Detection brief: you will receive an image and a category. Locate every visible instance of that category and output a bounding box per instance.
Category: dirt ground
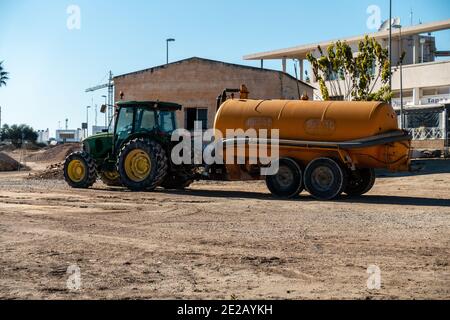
[0,156,449,300]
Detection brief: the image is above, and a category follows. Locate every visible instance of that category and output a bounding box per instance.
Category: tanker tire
[265,158,304,199]
[304,158,348,201]
[117,138,168,191]
[344,168,376,197]
[64,151,97,189]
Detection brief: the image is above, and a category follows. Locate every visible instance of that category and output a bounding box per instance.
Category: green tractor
[64,101,195,191]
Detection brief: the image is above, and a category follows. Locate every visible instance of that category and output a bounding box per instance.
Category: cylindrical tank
[214,99,399,141]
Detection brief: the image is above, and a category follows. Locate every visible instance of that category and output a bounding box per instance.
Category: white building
[36,129,50,145]
[244,19,450,155]
[55,129,86,143]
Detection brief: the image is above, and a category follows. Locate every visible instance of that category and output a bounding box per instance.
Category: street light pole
[389,0,392,103]
[166,38,175,65]
[86,106,91,137]
[102,95,108,127]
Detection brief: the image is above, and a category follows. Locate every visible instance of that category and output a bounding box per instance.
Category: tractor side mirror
[100,104,107,113]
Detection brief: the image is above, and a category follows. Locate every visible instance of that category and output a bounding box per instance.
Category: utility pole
[94,104,98,126]
[86,70,114,128]
[389,0,392,104]
[107,71,113,124]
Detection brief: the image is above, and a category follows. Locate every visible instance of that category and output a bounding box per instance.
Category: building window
[406,112,441,129]
[185,108,208,131]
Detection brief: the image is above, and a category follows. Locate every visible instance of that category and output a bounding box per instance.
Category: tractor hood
[82,132,114,161]
[83,132,113,142]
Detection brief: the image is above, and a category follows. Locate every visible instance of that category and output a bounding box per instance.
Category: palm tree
[0,61,9,87]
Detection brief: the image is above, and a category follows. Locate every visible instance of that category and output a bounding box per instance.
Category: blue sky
[0,0,449,136]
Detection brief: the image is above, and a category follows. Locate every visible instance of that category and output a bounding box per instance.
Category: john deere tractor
[64,101,195,191]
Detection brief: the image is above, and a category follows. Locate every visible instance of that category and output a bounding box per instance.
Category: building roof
[244,19,450,61]
[114,57,315,89]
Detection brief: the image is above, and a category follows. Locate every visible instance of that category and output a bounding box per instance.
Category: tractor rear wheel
[64,151,97,189]
[117,138,168,191]
[161,173,194,190]
[100,170,122,187]
[265,158,303,199]
[304,158,347,201]
[344,168,376,196]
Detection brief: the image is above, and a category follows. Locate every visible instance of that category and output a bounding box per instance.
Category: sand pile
[27,162,65,180]
[26,144,81,162]
[0,152,28,171]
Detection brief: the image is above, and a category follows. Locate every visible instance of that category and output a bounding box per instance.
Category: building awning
[394,104,446,113]
[244,19,450,61]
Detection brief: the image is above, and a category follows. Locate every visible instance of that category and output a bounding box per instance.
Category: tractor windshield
[158,111,176,133]
[115,107,134,145]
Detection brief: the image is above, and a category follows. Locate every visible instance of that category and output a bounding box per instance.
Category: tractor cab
[113,101,181,152]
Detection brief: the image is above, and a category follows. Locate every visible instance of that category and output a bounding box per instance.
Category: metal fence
[407,127,445,140]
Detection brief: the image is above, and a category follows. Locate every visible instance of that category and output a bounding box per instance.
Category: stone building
[114,57,314,130]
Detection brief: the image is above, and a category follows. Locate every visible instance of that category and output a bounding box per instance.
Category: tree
[1,124,38,147]
[306,36,393,102]
[0,61,9,87]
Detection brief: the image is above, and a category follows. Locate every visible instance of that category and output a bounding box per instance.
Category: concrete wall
[114,58,314,129]
[412,139,445,150]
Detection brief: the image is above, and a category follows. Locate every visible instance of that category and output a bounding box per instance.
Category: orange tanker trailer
[213,98,412,200]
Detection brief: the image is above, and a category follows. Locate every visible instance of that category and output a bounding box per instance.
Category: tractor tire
[161,173,194,190]
[344,168,376,197]
[265,158,304,199]
[64,151,97,189]
[117,138,168,191]
[100,170,122,187]
[304,158,348,201]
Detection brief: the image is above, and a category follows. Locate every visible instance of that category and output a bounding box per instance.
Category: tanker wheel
[100,170,122,187]
[117,138,168,191]
[304,158,347,201]
[64,151,97,189]
[265,158,304,199]
[161,173,194,190]
[344,168,376,197]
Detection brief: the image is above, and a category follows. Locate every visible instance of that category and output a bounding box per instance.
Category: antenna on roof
[410,8,413,26]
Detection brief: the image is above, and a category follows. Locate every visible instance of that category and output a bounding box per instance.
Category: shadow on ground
[152,189,450,207]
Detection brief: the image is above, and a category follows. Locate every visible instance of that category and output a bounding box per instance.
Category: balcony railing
[407,127,445,140]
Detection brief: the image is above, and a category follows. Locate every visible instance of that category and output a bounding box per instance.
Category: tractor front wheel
[64,151,97,189]
[117,138,168,191]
